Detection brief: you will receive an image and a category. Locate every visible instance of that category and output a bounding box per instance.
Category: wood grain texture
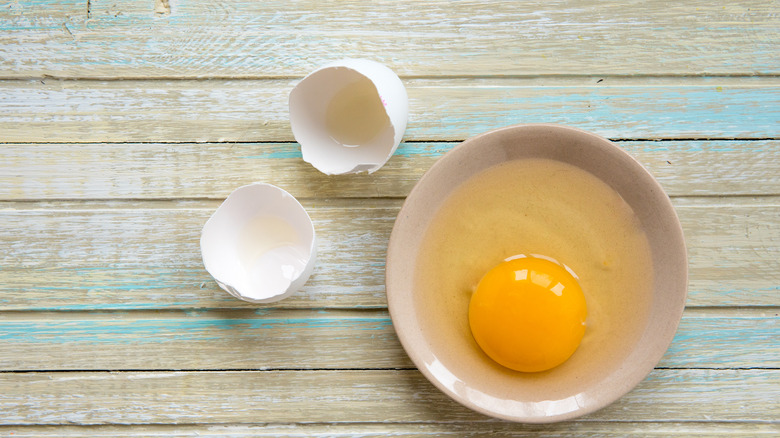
[3,422,779,437]
[0,309,776,371]
[0,369,777,424]
[1,1,778,78]
[1,200,777,310]
[3,0,778,432]
[2,140,779,200]
[1,79,778,143]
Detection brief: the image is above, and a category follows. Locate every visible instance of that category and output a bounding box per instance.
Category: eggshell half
[200,183,316,303]
[289,58,409,175]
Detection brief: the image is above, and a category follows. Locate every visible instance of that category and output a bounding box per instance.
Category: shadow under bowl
[385,124,687,423]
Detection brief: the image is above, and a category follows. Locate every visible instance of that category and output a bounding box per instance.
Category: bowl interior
[385,124,687,423]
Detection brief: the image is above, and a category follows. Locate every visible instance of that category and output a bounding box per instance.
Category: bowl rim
[385,123,688,423]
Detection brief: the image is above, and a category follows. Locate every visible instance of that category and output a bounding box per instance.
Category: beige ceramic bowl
[385,124,687,423]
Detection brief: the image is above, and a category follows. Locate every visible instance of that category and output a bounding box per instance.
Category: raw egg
[469,255,587,372]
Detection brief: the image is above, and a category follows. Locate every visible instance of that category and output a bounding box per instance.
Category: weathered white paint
[0,370,777,424]
[0,201,778,309]
[0,1,777,78]
[0,308,775,371]
[1,140,778,199]
[0,78,778,142]
[3,422,780,437]
[1,0,778,434]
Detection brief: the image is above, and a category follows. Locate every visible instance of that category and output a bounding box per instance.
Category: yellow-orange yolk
[468,255,587,372]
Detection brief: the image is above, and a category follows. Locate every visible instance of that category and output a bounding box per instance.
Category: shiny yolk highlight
[468,256,587,372]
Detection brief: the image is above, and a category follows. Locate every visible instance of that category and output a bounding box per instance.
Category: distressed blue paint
[239,142,457,160]
[238,139,770,161]
[46,302,201,311]
[5,268,778,311]
[660,316,778,366]
[409,87,780,140]
[666,317,779,357]
[0,317,394,344]
[35,284,175,291]
[395,142,457,158]
[395,139,765,158]
[239,144,302,159]
[0,0,85,30]
[0,315,776,368]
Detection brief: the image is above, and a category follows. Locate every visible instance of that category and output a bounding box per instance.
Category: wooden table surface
[1,1,779,436]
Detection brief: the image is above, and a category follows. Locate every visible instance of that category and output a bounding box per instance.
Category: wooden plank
[6,198,780,308]
[2,422,779,437]
[0,369,776,424]
[0,309,775,371]
[0,201,393,310]
[1,79,778,143]
[2,1,778,78]
[0,201,777,310]
[2,140,779,199]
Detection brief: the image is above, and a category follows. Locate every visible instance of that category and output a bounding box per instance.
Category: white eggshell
[289,58,409,175]
[200,183,316,303]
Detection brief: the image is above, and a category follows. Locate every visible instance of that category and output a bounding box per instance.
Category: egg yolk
[468,255,587,372]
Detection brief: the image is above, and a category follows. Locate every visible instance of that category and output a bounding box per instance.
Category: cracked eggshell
[289,58,409,175]
[200,183,316,303]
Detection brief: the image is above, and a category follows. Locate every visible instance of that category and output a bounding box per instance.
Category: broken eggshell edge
[200,183,317,303]
[289,58,409,175]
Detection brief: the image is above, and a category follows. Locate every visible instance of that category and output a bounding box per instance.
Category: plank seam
[7,73,780,81]
[1,138,778,145]
[0,368,419,373]
[0,306,776,316]
[3,194,780,206]
[3,195,780,208]
[0,367,776,373]
[0,420,777,426]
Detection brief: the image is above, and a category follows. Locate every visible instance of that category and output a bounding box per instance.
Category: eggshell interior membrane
[289,59,409,175]
[200,183,316,303]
